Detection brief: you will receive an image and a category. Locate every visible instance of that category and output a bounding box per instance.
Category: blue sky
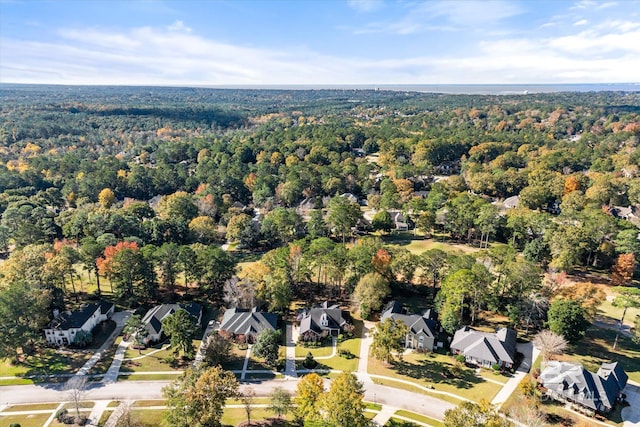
[1,0,639,85]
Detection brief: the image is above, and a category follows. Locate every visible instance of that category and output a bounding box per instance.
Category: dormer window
[321,312,328,327]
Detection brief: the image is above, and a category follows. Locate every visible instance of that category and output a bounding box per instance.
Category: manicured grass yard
[295,341,334,358]
[223,345,248,371]
[385,418,420,426]
[0,347,92,382]
[0,413,51,427]
[383,234,482,255]
[395,409,446,427]
[120,340,200,373]
[221,408,293,426]
[296,320,362,372]
[597,298,640,327]
[1,403,59,412]
[368,351,502,403]
[562,325,640,383]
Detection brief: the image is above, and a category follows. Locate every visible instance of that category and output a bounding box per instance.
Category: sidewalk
[86,400,111,426]
[371,404,397,426]
[102,337,131,383]
[240,345,252,380]
[285,324,297,378]
[357,320,375,383]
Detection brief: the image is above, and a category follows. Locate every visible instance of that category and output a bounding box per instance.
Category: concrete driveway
[516,341,535,373]
[622,382,640,427]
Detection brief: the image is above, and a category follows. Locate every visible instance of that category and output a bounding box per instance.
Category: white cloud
[574,19,588,26]
[167,20,192,32]
[347,0,383,13]
[2,14,640,85]
[350,0,524,35]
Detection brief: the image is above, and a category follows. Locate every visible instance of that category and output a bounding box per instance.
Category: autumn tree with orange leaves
[97,241,156,300]
[612,253,636,286]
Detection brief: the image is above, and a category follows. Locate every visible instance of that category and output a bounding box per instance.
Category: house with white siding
[44,301,115,346]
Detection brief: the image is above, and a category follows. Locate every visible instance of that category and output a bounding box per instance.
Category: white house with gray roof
[380,301,440,351]
[450,326,517,369]
[44,301,115,346]
[539,361,627,414]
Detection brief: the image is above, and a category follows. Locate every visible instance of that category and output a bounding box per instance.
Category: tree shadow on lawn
[567,327,640,376]
[19,348,91,384]
[391,357,484,390]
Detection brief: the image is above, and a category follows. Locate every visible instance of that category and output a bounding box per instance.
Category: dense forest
[0,84,639,358]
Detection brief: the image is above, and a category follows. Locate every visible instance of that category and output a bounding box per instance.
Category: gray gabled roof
[219,308,277,336]
[142,303,202,336]
[298,306,348,336]
[450,326,517,364]
[381,301,438,338]
[540,361,627,412]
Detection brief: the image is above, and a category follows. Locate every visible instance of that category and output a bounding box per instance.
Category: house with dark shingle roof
[380,301,441,351]
[450,326,517,369]
[218,307,278,344]
[44,301,115,346]
[141,302,202,344]
[297,302,350,341]
[539,361,627,414]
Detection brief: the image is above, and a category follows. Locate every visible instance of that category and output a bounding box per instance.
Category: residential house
[297,302,350,341]
[44,301,115,346]
[218,307,278,344]
[450,326,517,369]
[380,301,441,351]
[141,302,203,344]
[539,361,628,415]
[611,205,640,227]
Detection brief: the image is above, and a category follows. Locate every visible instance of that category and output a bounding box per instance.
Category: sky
[1,0,639,86]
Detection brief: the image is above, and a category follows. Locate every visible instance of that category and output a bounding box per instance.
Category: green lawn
[597,298,640,327]
[119,373,183,381]
[295,341,335,358]
[395,409,446,427]
[385,418,420,426]
[563,325,640,383]
[120,342,194,373]
[382,234,482,255]
[222,345,248,371]
[221,407,294,427]
[368,351,502,403]
[1,403,59,412]
[0,413,51,427]
[0,347,92,381]
[296,320,362,372]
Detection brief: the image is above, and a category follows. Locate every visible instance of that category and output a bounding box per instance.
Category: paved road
[0,377,455,421]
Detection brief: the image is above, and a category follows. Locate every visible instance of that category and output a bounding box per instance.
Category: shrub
[492,363,502,372]
[532,367,541,379]
[10,424,21,427]
[302,352,317,369]
[338,348,354,359]
[56,409,68,423]
[455,354,466,363]
[72,330,93,348]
